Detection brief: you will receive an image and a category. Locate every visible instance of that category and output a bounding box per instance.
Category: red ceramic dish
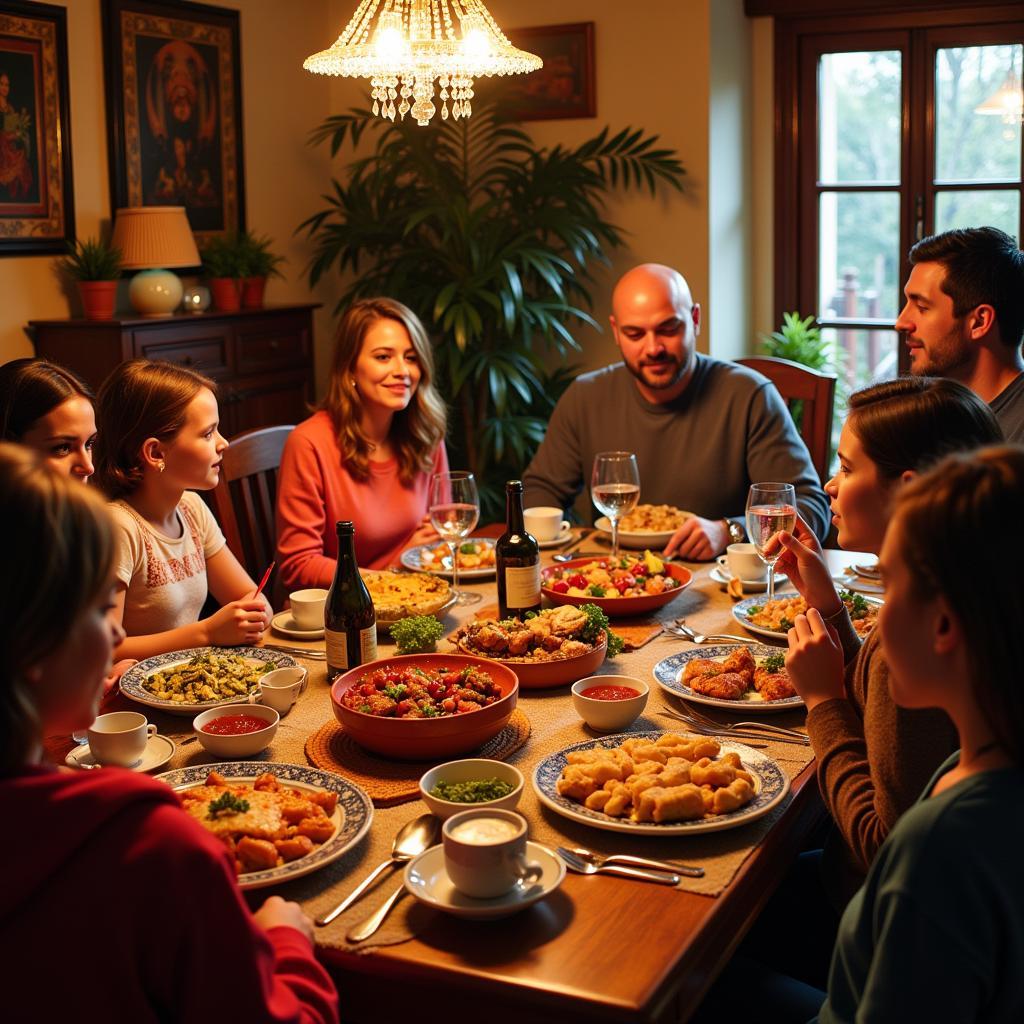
[541,558,693,617]
[455,630,607,690]
[330,653,519,760]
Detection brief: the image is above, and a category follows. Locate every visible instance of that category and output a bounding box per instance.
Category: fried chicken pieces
[555,734,757,823]
[455,606,593,661]
[682,647,795,702]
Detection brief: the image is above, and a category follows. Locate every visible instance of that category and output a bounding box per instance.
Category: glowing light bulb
[374,12,407,60]
[460,14,490,59]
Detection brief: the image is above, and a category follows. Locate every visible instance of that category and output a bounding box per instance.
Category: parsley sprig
[208,792,250,819]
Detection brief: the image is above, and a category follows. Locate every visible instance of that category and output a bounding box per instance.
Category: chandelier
[303,1,543,126]
[974,70,1024,128]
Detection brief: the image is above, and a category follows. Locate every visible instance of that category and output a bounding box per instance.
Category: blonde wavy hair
[321,298,446,484]
[0,444,115,773]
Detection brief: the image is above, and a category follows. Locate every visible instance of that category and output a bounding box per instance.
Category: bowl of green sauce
[419,758,524,820]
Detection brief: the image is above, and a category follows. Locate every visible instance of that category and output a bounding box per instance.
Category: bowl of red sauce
[192,703,279,757]
[571,675,649,732]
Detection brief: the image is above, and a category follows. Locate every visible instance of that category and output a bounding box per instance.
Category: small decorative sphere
[182,285,212,314]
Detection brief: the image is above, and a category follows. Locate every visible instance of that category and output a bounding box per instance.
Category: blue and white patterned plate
[154,761,373,890]
[400,539,496,579]
[731,592,804,639]
[652,644,804,713]
[532,730,790,836]
[120,646,297,715]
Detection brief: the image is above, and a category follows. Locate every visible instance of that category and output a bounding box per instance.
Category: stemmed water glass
[745,482,797,602]
[591,452,640,561]
[429,471,481,605]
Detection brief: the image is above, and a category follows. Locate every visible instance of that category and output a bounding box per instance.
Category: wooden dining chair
[737,356,837,484]
[211,425,295,592]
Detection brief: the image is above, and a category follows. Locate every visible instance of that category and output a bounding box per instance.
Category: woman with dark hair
[94,360,271,661]
[0,358,96,481]
[276,297,448,587]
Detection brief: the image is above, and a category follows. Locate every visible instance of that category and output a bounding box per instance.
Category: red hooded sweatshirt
[1,765,339,1023]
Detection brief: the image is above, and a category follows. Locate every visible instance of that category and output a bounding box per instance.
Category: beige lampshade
[110,206,200,269]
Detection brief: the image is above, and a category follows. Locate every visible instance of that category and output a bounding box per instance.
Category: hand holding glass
[745,483,797,601]
[429,471,481,605]
[591,452,640,560]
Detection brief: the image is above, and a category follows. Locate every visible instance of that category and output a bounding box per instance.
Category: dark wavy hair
[846,376,1001,479]
[909,227,1024,350]
[94,360,215,499]
[0,358,93,440]
[894,445,1024,765]
[0,443,115,774]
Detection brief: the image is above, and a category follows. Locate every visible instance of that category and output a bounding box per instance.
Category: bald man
[523,264,830,559]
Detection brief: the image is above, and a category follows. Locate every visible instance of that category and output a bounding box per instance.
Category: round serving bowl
[541,557,692,617]
[192,703,280,757]
[418,758,524,820]
[330,653,519,760]
[455,630,607,689]
[571,675,649,732]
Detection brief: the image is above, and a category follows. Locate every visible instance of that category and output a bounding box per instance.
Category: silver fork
[556,847,680,885]
[659,707,810,745]
[670,621,750,644]
[674,700,810,741]
[565,846,704,878]
[656,712,770,747]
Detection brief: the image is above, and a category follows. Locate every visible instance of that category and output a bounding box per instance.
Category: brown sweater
[805,608,959,906]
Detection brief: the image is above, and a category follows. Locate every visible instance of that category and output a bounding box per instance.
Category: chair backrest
[211,425,295,589]
[736,356,837,484]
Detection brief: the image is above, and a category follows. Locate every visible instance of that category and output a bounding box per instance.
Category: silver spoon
[347,882,409,942]
[317,813,440,926]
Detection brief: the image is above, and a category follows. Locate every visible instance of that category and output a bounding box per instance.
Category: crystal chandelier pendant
[303,0,542,127]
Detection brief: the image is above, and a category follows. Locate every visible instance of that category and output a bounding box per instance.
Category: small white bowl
[418,758,524,820]
[192,704,280,757]
[571,676,649,732]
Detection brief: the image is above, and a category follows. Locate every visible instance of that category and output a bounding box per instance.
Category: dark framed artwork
[102,0,245,245]
[502,22,596,121]
[0,1,74,256]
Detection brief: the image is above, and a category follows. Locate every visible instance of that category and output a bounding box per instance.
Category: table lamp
[110,206,200,317]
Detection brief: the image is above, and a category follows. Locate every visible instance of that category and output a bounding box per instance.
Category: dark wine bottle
[496,480,541,620]
[324,520,377,682]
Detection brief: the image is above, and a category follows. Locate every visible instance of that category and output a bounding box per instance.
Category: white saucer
[404,841,565,920]
[66,733,176,773]
[536,528,573,550]
[711,558,786,592]
[271,611,325,640]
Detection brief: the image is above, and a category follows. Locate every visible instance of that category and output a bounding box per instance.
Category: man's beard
[626,354,689,391]
[904,324,973,379]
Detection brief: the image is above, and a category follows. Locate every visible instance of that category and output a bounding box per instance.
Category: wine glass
[429,471,481,605]
[745,482,797,602]
[591,452,640,561]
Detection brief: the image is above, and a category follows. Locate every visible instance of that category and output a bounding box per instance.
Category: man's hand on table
[785,607,846,712]
[254,894,316,944]
[663,515,728,561]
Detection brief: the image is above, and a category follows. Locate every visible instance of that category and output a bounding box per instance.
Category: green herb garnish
[383,684,407,701]
[208,792,250,819]
[459,542,477,554]
[747,605,763,615]
[579,602,625,657]
[430,778,515,803]
[390,616,445,655]
[587,584,607,597]
[840,589,869,616]
[761,652,785,673]
[779,617,794,631]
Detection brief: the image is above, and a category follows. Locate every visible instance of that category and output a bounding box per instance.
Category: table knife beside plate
[261,643,326,660]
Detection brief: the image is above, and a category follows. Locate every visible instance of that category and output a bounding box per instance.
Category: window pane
[935,45,1022,182]
[819,51,901,185]
[819,191,901,319]
[935,190,1021,237]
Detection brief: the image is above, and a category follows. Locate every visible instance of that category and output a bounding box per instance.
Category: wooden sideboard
[28,303,319,436]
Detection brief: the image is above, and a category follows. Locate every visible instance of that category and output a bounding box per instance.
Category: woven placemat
[304,707,532,806]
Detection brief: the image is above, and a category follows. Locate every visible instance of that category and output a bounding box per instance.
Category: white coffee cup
[289,588,328,630]
[443,808,543,899]
[725,543,767,582]
[252,666,307,714]
[87,711,157,767]
[523,506,569,542]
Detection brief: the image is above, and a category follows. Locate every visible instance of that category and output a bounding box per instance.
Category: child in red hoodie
[0,442,339,1024]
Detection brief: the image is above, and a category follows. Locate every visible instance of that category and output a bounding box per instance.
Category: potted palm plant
[201,234,244,311]
[58,237,122,320]
[237,232,286,309]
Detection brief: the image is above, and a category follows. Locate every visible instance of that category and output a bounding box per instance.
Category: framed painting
[102,0,245,246]
[0,1,74,257]
[501,22,596,121]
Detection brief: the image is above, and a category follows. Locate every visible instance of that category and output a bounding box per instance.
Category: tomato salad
[545,553,683,599]
[339,664,504,719]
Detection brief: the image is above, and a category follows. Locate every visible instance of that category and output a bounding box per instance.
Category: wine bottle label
[503,563,540,607]
[325,625,377,669]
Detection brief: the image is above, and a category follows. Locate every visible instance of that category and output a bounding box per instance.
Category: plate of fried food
[451,605,610,688]
[533,731,789,835]
[361,568,456,628]
[652,644,803,712]
[119,647,297,715]
[733,589,881,640]
[594,504,692,549]
[401,538,496,579]
[155,762,373,890]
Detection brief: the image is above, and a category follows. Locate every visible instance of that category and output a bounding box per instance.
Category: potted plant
[201,234,244,311]
[58,237,122,320]
[237,232,286,309]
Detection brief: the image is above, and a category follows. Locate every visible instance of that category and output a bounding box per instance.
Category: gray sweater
[990,371,1024,443]
[523,357,831,540]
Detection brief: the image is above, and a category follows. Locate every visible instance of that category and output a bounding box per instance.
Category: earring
[158,461,165,473]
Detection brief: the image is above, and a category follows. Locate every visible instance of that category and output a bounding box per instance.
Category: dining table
[53,537,874,1023]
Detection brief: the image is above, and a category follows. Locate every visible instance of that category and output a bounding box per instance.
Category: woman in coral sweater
[277,298,448,587]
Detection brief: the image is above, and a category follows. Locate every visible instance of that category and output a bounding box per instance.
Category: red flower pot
[241,276,267,308]
[77,281,117,320]
[209,277,241,311]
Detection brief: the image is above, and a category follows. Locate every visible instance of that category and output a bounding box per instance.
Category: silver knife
[262,643,326,660]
